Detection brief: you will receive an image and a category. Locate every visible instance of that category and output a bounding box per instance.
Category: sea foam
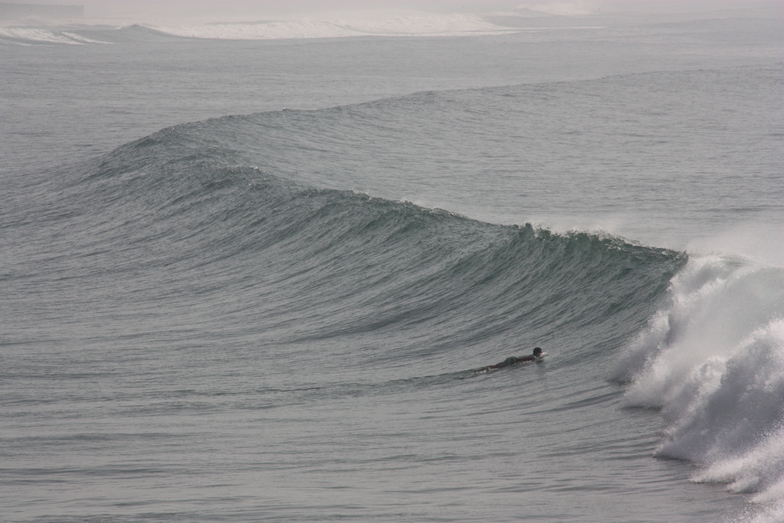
[612,255,784,519]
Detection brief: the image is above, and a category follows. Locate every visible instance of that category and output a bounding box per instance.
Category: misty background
[1,0,781,24]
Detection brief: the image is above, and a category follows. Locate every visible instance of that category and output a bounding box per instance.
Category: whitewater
[1,4,783,522]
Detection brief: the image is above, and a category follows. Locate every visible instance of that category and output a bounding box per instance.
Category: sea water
[1,6,783,523]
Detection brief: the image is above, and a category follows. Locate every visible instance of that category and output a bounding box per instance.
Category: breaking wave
[613,255,784,520]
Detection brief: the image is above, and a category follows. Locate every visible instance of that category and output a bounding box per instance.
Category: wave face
[39,119,684,364]
[612,256,784,519]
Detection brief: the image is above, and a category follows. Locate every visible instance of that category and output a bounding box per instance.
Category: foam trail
[612,256,784,520]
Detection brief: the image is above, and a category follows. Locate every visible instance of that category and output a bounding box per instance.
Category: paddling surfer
[475,347,544,372]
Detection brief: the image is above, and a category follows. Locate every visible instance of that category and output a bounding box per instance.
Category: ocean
[1,5,783,522]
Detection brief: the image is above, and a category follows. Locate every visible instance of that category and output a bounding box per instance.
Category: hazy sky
[7,0,781,22]
[13,0,525,20]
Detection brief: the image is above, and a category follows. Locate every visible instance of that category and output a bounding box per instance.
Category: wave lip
[613,255,784,519]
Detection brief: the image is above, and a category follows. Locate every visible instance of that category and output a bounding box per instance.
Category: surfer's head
[533,347,543,357]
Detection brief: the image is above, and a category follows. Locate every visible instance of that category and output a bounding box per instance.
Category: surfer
[475,347,544,372]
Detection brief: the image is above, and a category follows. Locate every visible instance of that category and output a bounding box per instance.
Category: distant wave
[153,14,520,40]
[0,26,111,45]
[612,255,784,521]
[0,14,520,46]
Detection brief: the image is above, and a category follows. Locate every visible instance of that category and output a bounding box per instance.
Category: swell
[7,115,685,373]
